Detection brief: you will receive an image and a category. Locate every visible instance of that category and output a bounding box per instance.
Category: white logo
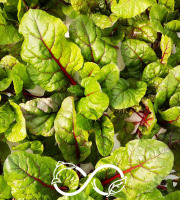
[52,161,126,197]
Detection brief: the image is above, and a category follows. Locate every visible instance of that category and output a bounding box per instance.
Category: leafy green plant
[0,0,179,199]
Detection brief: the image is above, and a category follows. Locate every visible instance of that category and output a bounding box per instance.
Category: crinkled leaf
[0,12,22,45]
[69,15,117,66]
[0,68,12,91]
[3,151,79,199]
[0,175,12,199]
[77,78,109,120]
[79,62,100,80]
[55,96,92,164]
[96,139,174,199]
[70,0,98,13]
[142,62,168,82]
[160,106,180,127]
[160,35,173,64]
[165,191,180,200]
[155,65,180,108]
[115,188,165,200]
[12,63,35,97]
[13,140,44,155]
[91,13,118,29]
[164,20,180,47]
[150,4,168,33]
[62,4,80,19]
[97,64,119,90]
[76,113,94,131]
[126,14,157,43]
[168,52,180,67]
[110,78,147,109]
[94,116,114,156]
[20,93,67,136]
[4,101,27,142]
[159,0,175,11]
[0,55,19,68]
[111,0,155,19]
[135,188,165,200]
[80,177,103,200]
[170,92,180,107]
[121,39,158,78]
[0,103,14,134]
[68,85,84,97]
[19,9,83,92]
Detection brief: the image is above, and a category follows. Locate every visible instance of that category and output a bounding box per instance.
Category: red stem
[157,185,167,190]
[102,162,145,186]
[40,37,77,85]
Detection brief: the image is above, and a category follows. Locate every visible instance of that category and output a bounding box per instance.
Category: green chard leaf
[127,15,157,43]
[142,62,168,83]
[164,20,180,47]
[150,4,168,33]
[170,92,180,107]
[110,78,147,109]
[94,116,114,157]
[70,0,98,14]
[0,175,12,199]
[55,96,92,164]
[4,101,27,142]
[159,0,175,11]
[13,140,44,155]
[160,35,173,65]
[80,177,103,200]
[77,77,109,120]
[0,12,22,45]
[91,13,118,29]
[111,0,156,19]
[121,39,158,78]
[96,64,120,90]
[19,9,83,92]
[3,151,79,199]
[79,62,100,80]
[69,15,117,66]
[0,67,12,91]
[160,106,180,127]
[0,103,14,134]
[95,139,174,200]
[20,93,67,136]
[165,191,180,200]
[155,65,180,108]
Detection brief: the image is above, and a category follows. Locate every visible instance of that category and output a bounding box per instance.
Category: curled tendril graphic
[52,161,126,197]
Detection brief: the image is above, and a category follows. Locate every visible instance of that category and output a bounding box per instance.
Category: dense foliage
[0,0,180,199]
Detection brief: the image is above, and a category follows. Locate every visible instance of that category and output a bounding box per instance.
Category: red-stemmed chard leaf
[19,9,84,92]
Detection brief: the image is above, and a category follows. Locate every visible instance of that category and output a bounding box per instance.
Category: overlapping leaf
[69,15,117,66]
[95,139,174,199]
[121,39,158,78]
[55,96,92,164]
[19,9,83,91]
[110,78,147,109]
[77,78,109,120]
[20,93,67,136]
[94,116,114,156]
[3,151,79,199]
